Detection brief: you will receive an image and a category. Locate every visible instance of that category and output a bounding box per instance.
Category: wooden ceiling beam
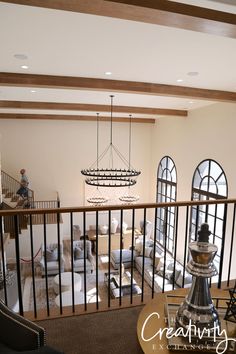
[1,0,236,38]
[0,73,236,102]
[0,113,155,124]
[0,100,187,117]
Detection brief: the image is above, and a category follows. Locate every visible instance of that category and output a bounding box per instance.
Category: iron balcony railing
[0,198,235,320]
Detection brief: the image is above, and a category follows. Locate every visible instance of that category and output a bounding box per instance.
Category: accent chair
[73,240,94,273]
[40,242,65,277]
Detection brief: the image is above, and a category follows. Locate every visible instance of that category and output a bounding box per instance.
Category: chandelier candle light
[81,95,141,188]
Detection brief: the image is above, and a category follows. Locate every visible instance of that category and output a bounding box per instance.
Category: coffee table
[53,272,81,294]
[104,271,141,299]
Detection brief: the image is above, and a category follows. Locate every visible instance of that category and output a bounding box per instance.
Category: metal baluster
[14,215,23,316]
[70,212,75,313]
[218,203,228,289]
[119,209,123,306]
[182,206,189,288]
[0,216,8,306]
[209,203,218,288]
[43,214,50,317]
[96,210,99,310]
[152,208,157,298]
[195,205,199,241]
[172,206,179,291]
[227,203,236,287]
[130,209,135,304]
[108,210,111,308]
[162,207,168,293]
[83,212,87,311]
[29,214,37,318]
[141,209,146,302]
[57,212,62,314]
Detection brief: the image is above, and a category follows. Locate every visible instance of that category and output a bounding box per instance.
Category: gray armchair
[73,240,94,273]
[40,243,65,277]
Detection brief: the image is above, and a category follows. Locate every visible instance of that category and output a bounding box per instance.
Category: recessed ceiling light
[189,101,194,104]
[177,79,183,83]
[187,71,199,76]
[30,90,36,93]
[14,54,28,60]
[105,71,112,76]
[21,65,28,69]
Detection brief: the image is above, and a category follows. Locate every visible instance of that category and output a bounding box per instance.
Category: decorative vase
[111,218,118,234]
[122,222,128,233]
[100,225,108,235]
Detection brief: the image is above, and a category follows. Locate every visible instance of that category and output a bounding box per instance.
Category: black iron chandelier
[81,95,141,187]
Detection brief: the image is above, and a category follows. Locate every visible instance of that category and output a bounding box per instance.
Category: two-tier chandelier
[81,95,141,188]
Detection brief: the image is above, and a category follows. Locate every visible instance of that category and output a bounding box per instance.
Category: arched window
[190,159,228,266]
[156,156,177,254]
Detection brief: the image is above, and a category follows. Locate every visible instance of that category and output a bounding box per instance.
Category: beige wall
[0,119,152,206]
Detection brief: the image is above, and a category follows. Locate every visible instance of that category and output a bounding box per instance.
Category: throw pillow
[144,247,153,258]
[157,267,173,281]
[45,247,58,261]
[140,245,153,257]
[175,269,192,287]
[152,254,162,268]
[74,246,84,260]
[156,257,164,272]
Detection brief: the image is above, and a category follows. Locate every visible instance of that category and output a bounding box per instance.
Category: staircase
[1,171,62,238]
[2,188,25,208]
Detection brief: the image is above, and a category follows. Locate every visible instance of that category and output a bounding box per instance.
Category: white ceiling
[0,1,236,117]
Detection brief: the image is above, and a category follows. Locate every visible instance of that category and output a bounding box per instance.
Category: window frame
[156,156,177,254]
[190,159,228,267]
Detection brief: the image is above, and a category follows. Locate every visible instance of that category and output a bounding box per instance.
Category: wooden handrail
[2,170,21,185]
[0,198,235,216]
[33,200,58,204]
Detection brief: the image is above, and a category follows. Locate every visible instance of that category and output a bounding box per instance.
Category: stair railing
[1,171,34,206]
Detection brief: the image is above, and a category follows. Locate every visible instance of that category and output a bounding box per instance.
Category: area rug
[37,305,144,354]
[23,272,109,312]
[23,267,151,312]
[23,276,56,312]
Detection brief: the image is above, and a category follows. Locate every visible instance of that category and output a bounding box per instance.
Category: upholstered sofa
[73,240,94,273]
[0,299,63,353]
[135,240,192,292]
[40,243,65,277]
